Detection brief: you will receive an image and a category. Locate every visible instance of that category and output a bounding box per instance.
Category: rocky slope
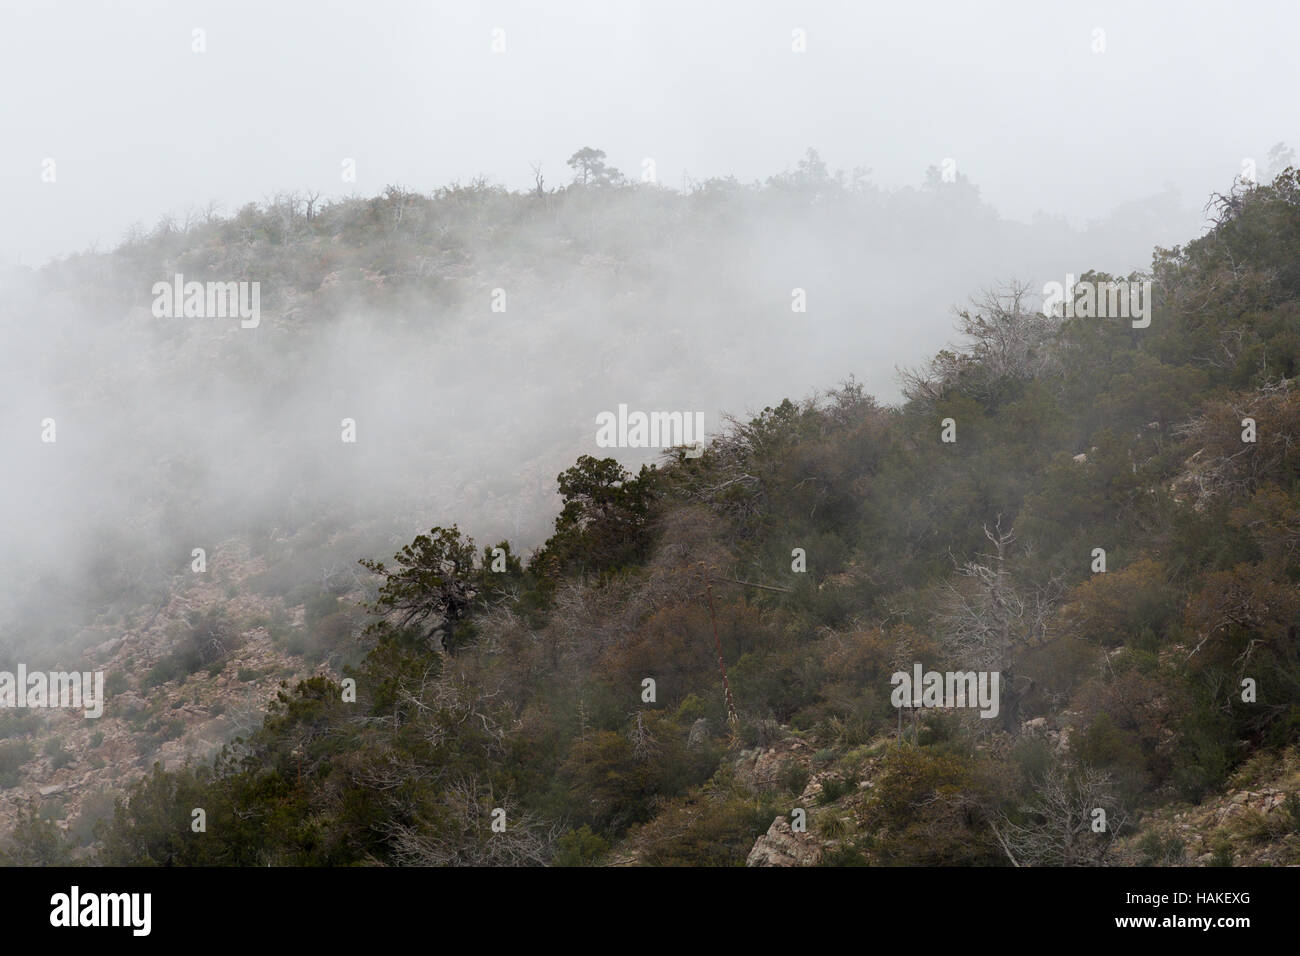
[0,538,349,857]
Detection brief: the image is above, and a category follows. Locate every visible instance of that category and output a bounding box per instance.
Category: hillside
[3,166,1299,866]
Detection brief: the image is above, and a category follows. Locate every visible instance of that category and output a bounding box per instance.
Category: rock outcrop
[747,815,823,867]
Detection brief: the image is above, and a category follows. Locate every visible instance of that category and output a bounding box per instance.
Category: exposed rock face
[746,815,823,867]
[733,737,812,791]
[1219,788,1288,816]
[1116,783,1299,867]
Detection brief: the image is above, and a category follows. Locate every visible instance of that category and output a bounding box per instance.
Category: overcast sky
[1,0,1296,266]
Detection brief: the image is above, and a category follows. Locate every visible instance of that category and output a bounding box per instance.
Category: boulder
[746,815,824,867]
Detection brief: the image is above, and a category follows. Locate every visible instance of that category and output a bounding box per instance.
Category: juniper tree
[359,525,478,652]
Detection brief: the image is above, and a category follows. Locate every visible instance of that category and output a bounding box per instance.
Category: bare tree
[935,517,1062,730]
[627,711,659,762]
[991,763,1129,867]
[378,776,560,866]
[959,282,1058,378]
[381,184,417,232]
[937,517,1058,672]
[901,281,1059,405]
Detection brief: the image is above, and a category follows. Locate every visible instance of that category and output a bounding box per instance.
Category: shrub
[637,796,773,866]
[104,671,129,696]
[1136,830,1186,865]
[856,747,1000,865]
[818,775,854,804]
[821,843,870,866]
[44,738,74,771]
[778,760,809,796]
[0,740,34,789]
[1209,837,1235,867]
[304,592,340,627]
[818,813,853,839]
[144,608,242,688]
[70,789,118,845]
[553,825,609,866]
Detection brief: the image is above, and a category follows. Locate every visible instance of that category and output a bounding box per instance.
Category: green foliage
[1136,830,1187,865]
[560,713,716,835]
[1010,735,1054,789]
[1172,690,1234,802]
[821,843,871,866]
[1208,837,1235,867]
[818,812,853,840]
[859,747,999,865]
[817,775,854,804]
[87,170,1300,865]
[635,795,773,866]
[777,760,810,796]
[531,456,658,583]
[0,802,71,866]
[553,825,609,866]
[359,525,478,652]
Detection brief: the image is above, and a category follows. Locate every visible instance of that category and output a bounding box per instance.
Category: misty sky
[2,0,1297,266]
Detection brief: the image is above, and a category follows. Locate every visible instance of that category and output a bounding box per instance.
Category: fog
[0,0,1295,664]
[3,0,1297,268]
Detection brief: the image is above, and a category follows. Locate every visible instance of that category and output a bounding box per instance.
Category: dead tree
[991,764,1129,866]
